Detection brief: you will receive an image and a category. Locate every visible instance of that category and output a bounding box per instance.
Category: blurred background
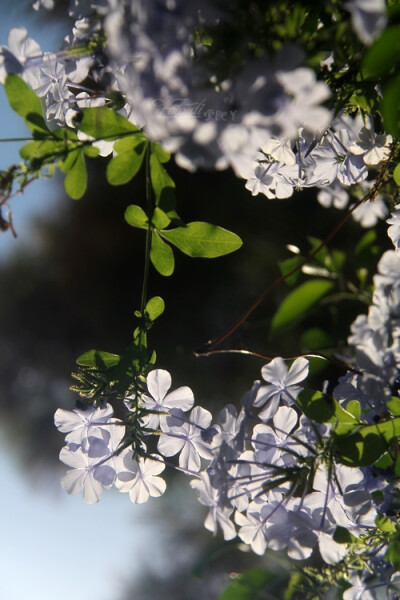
[0,3,387,599]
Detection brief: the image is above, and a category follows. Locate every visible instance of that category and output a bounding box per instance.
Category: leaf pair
[125,206,243,276]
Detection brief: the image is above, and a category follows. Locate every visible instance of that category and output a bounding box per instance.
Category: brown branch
[194,347,363,375]
[198,198,364,354]
[197,144,398,355]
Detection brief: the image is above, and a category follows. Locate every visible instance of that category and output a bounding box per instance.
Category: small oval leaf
[150,232,175,276]
[76,350,120,368]
[5,74,48,133]
[394,163,400,186]
[106,143,146,186]
[160,222,242,258]
[152,207,170,230]
[64,150,87,199]
[145,296,165,321]
[125,205,148,229]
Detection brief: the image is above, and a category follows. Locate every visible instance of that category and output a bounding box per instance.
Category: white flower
[245,164,277,198]
[190,472,236,540]
[54,403,115,444]
[235,501,271,555]
[115,452,166,503]
[235,494,287,555]
[345,0,387,45]
[317,182,349,209]
[351,126,392,165]
[312,130,368,187]
[351,196,388,228]
[387,204,400,250]
[343,574,377,600]
[307,464,369,531]
[59,446,115,504]
[316,531,348,565]
[253,405,301,465]
[0,27,42,85]
[33,56,66,97]
[261,138,296,166]
[138,368,194,430]
[253,357,309,421]
[157,406,214,472]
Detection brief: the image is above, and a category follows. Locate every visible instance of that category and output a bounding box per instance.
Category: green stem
[140,142,153,316]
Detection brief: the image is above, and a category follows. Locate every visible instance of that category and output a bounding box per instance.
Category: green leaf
[151,207,170,230]
[270,279,334,333]
[124,205,149,229]
[78,107,140,140]
[376,514,396,533]
[150,152,176,204]
[394,163,400,186]
[83,145,100,158]
[297,390,361,434]
[332,402,360,436]
[106,141,146,185]
[114,134,147,153]
[64,150,87,199]
[335,417,400,466]
[160,221,242,258]
[219,569,275,600]
[76,349,121,368]
[375,452,393,469]
[335,432,388,466]
[19,139,66,164]
[383,75,400,137]
[145,296,165,321]
[363,26,400,79]
[358,417,400,442]
[388,397,400,416]
[346,400,361,421]
[151,142,170,163]
[297,389,335,423]
[385,532,400,569]
[59,146,80,173]
[4,74,48,133]
[150,231,175,276]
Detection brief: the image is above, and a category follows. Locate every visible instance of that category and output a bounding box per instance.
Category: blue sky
[0,7,155,600]
[0,5,61,260]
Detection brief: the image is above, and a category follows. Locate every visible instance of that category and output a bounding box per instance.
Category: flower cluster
[54,200,400,596]
[0,0,390,229]
[4,0,400,596]
[243,113,391,228]
[339,205,400,417]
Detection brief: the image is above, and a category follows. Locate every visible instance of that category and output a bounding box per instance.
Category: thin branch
[194,346,363,374]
